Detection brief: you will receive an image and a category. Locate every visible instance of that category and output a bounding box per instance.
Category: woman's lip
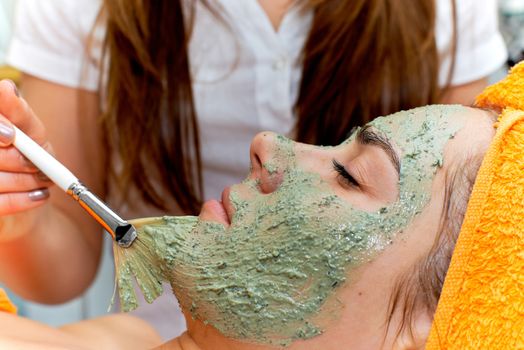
[221,186,234,221]
[198,186,234,227]
[200,199,230,226]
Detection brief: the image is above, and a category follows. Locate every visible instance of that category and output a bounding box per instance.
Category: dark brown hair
[296,0,456,145]
[100,0,202,213]
[99,0,456,213]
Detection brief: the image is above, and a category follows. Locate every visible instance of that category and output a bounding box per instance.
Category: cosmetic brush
[12,126,171,309]
[12,126,137,247]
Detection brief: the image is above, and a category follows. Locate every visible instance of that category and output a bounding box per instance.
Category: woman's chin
[199,199,231,227]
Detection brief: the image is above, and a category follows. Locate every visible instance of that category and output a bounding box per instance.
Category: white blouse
[8,0,507,204]
[6,0,507,340]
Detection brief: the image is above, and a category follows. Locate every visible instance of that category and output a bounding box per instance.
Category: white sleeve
[436,0,508,86]
[6,0,103,91]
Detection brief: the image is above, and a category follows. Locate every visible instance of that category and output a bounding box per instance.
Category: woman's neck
[155,332,202,350]
[257,0,295,30]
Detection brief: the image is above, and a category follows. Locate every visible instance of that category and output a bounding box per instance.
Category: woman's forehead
[367,105,471,138]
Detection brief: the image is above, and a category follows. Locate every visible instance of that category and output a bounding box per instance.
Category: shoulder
[13,0,101,37]
[435,0,500,35]
[7,0,103,89]
[434,0,507,86]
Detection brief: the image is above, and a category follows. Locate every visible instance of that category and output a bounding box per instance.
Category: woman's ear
[393,313,433,350]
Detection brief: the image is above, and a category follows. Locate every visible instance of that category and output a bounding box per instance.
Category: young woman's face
[172,105,494,349]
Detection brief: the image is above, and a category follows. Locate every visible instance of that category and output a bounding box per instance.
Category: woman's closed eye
[332,159,359,188]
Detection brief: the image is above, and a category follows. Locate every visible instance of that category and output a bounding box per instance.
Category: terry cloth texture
[0,288,17,314]
[426,62,524,349]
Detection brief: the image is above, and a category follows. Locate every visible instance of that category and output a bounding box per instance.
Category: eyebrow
[356,126,401,176]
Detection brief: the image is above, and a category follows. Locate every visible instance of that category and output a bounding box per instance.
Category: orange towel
[426,63,524,349]
[0,288,17,314]
[476,62,524,113]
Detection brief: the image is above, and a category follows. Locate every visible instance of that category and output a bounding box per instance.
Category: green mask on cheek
[117,105,466,346]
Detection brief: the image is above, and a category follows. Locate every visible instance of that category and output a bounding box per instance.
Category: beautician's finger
[0,171,53,193]
[0,189,50,216]
[0,147,41,172]
[0,80,47,145]
[0,112,56,155]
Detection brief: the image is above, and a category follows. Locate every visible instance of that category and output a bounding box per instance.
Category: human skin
[0,312,162,349]
[0,0,491,304]
[0,106,494,350]
[160,106,495,350]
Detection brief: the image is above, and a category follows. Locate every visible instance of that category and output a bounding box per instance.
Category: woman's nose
[249,132,286,193]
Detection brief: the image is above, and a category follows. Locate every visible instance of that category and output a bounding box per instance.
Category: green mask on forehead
[117,105,466,346]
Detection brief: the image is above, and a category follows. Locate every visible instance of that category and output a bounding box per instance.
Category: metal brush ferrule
[67,182,137,248]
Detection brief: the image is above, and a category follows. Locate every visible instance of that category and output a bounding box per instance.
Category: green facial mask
[116,105,466,346]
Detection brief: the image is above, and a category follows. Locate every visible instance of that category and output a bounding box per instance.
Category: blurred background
[0,0,17,81]
[0,0,521,327]
[500,0,524,66]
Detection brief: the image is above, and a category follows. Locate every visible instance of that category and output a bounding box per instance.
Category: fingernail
[36,171,51,182]
[28,188,50,201]
[5,79,19,98]
[0,121,14,144]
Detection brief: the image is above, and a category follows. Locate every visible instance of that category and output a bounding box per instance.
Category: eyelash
[332,159,359,187]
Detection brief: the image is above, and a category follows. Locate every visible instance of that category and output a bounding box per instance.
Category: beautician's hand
[0,79,53,240]
[0,75,103,303]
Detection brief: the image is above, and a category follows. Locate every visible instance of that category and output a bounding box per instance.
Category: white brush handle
[12,126,78,192]
[11,126,136,246]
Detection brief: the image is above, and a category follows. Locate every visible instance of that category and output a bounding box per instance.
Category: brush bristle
[113,231,165,312]
[112,216,198,312]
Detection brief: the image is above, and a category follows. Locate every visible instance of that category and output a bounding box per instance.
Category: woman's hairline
[382,111,495,345]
